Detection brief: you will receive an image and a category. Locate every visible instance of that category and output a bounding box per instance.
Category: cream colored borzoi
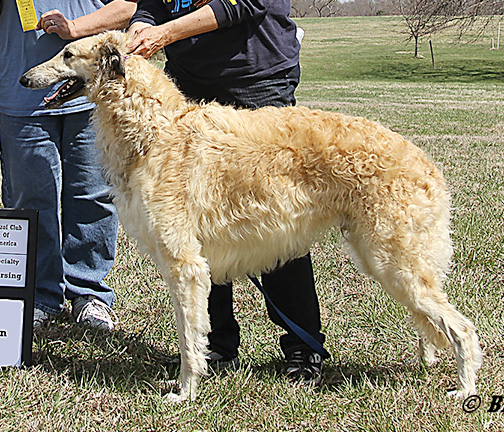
[20,31,481,402]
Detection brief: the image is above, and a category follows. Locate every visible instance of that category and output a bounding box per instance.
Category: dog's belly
[201,218,332,283]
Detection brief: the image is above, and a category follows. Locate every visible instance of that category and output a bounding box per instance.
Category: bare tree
[392,0,504,57]
[291,0,342,17]
[393,0,465,57]
[311,0,341,16]
[291,0,312,17]
[343,0,382,16]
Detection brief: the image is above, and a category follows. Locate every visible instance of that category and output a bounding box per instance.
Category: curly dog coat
[20,31,481,402]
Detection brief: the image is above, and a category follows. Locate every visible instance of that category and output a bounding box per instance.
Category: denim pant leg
[0,112,118,313]
[0,114,67,314]
[60,111,118,306]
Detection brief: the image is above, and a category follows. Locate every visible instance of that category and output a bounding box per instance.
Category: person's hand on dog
[127,23,167,59]
[127,5,218,59]
[37,9,76,40]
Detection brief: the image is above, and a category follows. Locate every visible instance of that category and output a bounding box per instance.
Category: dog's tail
[341,164,481,395]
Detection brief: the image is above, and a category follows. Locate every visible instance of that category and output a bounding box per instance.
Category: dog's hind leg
[411,291,482,397]
[410,310,447,366]
[160,252,212,402]
[345,231,482,397]
[418,337,437,366]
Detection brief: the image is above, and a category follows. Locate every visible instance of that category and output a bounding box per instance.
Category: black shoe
[166,351,239,372]
[207,351,240,372]
[284,350,324,386]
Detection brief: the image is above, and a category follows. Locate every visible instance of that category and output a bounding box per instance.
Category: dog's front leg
[165,256,212,402]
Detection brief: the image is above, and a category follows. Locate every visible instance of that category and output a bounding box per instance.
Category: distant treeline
[291,0,504,18]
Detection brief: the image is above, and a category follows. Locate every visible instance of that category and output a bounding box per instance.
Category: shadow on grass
[32,312,179,394]
[322,360,424,391]
[217,357,425,394]
[32,314,428,396]
[363,59,504,83]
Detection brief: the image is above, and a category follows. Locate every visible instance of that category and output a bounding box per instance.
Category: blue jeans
[0,111,118,314]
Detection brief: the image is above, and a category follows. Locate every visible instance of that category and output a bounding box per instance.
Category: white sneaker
[33,308,51,329]
[72,296,117,331]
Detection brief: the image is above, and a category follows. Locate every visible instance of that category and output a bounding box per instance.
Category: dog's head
[19,31,129,108]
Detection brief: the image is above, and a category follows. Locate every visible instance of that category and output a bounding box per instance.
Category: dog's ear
[99,41,125,79]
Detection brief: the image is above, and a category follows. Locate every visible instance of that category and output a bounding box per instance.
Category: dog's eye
[63,51,74,60]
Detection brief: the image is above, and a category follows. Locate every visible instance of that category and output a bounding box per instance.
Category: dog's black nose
[19,75,30,88]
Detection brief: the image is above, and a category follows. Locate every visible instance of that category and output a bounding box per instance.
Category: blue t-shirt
[0,0,111,116]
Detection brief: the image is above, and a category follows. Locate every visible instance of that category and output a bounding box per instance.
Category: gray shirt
[0,0,111,116]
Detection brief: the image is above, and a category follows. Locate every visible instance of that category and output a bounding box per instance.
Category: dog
[20,31,482,402]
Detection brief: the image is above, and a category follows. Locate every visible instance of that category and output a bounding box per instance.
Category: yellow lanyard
[16,0,38,32]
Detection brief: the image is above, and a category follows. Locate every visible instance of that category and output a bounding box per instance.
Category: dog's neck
[89,52,190,188]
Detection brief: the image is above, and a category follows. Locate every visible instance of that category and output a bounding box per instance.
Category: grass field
[1,16,503,431]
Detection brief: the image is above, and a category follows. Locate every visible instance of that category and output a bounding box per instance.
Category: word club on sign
[0,220,29,288]
[0,209,38,368]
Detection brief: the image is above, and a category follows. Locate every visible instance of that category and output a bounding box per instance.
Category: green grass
[1,16,503,431]
[298,16,504,83]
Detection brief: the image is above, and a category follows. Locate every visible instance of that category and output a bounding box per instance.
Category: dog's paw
[418,340,437,366]
[447,388,476,398]
[420,355,438,367]
[164,392,188,404]
[163,386,198,403]
[406,355,437,367]
[446,388,458,397]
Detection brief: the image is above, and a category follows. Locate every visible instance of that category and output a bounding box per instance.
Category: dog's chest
[112,187,159,259]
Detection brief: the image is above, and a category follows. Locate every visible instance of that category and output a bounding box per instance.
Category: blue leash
[248,275,330,360]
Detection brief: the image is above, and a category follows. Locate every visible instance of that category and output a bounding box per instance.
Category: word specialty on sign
[0,220,29,287]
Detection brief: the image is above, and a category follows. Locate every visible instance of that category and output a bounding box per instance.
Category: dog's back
[158,102,449,282]
[19,31,480,401]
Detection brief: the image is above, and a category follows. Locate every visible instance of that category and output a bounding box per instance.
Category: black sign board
[0,208,38,367]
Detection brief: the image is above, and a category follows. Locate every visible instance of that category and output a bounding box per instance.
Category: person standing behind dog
[0,0,137,330]
[127,0,327,384]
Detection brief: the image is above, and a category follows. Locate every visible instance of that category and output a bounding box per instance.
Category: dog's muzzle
[19,74,86,109]
[42,77,86,108]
